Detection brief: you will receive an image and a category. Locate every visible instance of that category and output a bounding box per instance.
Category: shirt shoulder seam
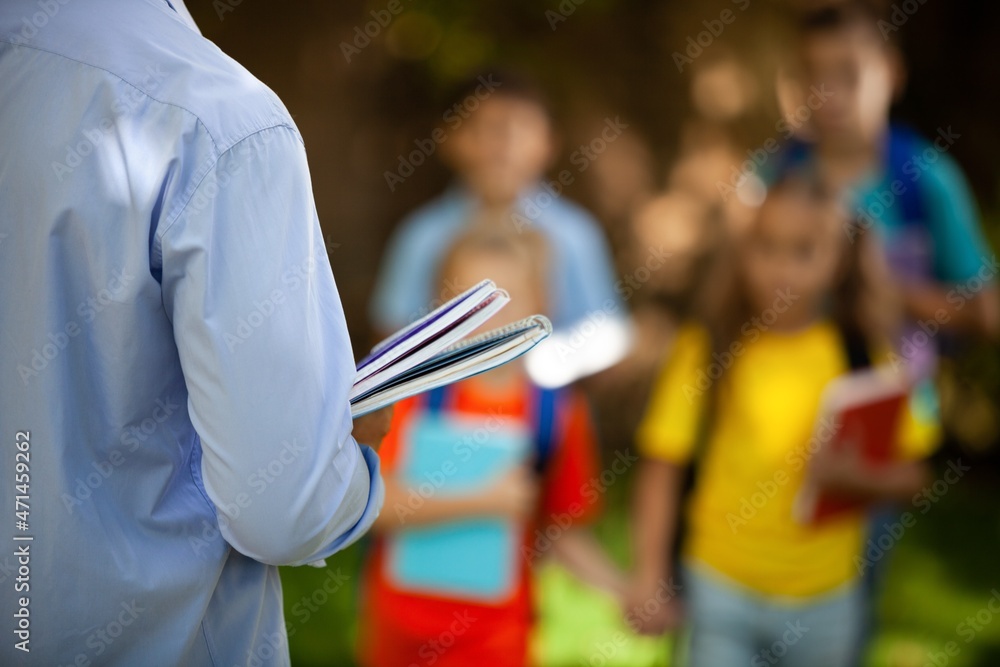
[0,39,223,154]
[153,124,299,259]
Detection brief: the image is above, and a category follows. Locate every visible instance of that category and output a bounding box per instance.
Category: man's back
[0,1,382,664]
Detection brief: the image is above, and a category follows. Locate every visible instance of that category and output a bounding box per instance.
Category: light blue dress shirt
[0,1,383,665]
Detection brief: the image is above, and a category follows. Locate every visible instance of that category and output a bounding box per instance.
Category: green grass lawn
[281,457,1000,666]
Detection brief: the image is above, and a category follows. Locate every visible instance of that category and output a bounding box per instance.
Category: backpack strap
[886,125,929,231]
[423,385,449,414]
[767,136,815,185]
[531,384,562,475]
[838,325,872,371]
[425,382,562,474]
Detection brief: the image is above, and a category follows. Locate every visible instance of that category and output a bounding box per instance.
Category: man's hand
[352,406,394,450]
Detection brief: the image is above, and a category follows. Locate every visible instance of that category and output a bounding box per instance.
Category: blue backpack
[773,124,929,232]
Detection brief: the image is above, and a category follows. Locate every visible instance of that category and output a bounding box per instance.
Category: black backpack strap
[839,325,872,371]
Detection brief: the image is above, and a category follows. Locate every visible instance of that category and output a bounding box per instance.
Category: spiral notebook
[349,279,552,417]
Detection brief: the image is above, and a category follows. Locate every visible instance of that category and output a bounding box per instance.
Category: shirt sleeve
[157,125,384,566]
[922,152,995,283]
[539,391,604,525]
[896,377,942,461]
[635,324,710,464]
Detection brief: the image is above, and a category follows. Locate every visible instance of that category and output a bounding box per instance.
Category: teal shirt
[852,127,993,284]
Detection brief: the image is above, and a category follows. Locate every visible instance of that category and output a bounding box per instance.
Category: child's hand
[352,406,394,450]
[808,435,867,494]
[478,465,539,521]
[622,578,684,635]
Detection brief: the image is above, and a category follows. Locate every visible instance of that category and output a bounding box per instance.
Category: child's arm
[809,440,928,503]
[625,458,685,635]
[900,282,1000,339]
[810,444,929,503]
[373,465,537,532]
[549,528,627,601]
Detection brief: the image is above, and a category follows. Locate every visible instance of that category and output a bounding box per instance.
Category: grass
[281,455,1000,666]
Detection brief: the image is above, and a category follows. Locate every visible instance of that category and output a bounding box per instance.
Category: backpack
[423,382,564,475]
[773,124,929,235]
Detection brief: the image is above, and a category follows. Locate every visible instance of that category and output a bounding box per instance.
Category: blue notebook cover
[387,412,530,602]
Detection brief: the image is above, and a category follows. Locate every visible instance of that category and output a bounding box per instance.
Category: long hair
[697,174,900,375]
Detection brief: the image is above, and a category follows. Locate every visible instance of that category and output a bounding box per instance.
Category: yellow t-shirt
[636,321,939,598]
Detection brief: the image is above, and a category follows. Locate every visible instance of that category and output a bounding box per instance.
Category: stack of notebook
[349,279,552,417]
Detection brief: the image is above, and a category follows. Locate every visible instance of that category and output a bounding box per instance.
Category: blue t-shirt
[369,185,625,334]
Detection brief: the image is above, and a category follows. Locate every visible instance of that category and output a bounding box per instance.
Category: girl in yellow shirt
[627,175,938,666]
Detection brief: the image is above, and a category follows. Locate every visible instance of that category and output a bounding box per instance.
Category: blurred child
[359,226,624,667]
[776,0,999,355]
[776,6,998,661]
[370,70,624,344]
[626,175,939,666]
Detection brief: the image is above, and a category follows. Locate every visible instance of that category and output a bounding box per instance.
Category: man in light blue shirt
[0,1,386,664]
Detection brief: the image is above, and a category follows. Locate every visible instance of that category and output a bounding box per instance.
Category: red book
[793,368,909,525]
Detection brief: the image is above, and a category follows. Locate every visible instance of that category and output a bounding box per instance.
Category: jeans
[677,562,862,667]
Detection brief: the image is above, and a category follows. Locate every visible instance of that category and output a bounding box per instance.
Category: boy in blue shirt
[370,71,628,386]
[775,1,998,362]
